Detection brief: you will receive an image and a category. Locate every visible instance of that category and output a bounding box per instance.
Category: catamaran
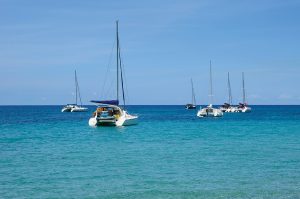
[185,78,197,109]
[197,61,223,117]
[88,21,138,127]
[61,70,88,112]
[219,72,238,112]
[238,72,251,113]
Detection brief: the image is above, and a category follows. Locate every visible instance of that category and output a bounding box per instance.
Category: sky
[0,0,299,105]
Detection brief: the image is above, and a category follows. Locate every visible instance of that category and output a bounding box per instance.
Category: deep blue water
[0,105,300,198]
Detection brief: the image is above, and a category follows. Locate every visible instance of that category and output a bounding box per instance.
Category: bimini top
[90,100,119,106]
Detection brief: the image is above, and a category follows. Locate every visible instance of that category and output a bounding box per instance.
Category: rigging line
[191,78,196,105]
[228,72,232,105]
[78,81,83,106]
[118,49,130,106]
[122,61,130,106]
[191,78,193,104]
[76,72,83,106]
[123,62,130,105]
[75,70,77,105]
[242,72,246,104]
[100,40,116,98]
[118,42,126,108]
[191,78,194,104]
[116,20,119,102]
[209,60,214,104]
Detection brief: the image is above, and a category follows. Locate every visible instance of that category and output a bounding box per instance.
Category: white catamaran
[197,61,223,117]
[89,21,138,127]
[238,72,252,113]
[185,78,197,109]
[61,70,88,112]
[219,72,239,113]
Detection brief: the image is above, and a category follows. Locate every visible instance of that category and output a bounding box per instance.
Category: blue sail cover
[90,100,119,105]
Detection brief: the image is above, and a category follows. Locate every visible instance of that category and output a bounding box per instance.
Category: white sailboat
[219,72,238,112]
[238,72,251,113]
[89,21,138,127]
[185,78,197,109]
[197,61,223,117]
[62,70,88,112]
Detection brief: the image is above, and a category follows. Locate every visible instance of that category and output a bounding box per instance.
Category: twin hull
[89,112,138,127]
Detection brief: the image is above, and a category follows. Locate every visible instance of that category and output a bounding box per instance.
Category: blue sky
[0,0,299,105]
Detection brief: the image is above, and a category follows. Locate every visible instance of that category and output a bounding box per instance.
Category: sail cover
[90,100,119,105]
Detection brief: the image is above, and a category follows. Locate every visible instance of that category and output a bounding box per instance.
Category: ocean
[0,105,299,198]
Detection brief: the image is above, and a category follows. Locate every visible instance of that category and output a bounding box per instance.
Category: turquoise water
[1,105,300,198]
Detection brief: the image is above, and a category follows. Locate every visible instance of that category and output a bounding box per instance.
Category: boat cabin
[93,105,122,119]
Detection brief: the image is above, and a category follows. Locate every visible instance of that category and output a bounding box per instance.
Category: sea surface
[0,105,300,198]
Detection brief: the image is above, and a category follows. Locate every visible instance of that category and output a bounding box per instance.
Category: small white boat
[227,106,239,112]
[238,72,251,113]
[89,21,138,127]
[220,103,239,112]
[61,70,88,112]
[197,104,223,117]
[185,78,197,109]
[238,103,252,113]
[71,105,88,112]
[197,61,223,118]
[219,72,238,113]
[61,104,76,112]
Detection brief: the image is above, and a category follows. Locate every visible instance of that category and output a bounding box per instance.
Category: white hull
[120,114,138,126]
[61,107,72,112]
[71,106,88,112]
[185,104,196,109]
[89,108,138,127]
[62,105,88,112]
[221,106,239,113]
[61,104,75,112]
[239,106,252,113]
[197,105,223,117]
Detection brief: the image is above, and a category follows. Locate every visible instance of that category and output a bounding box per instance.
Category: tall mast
[227,72,232,105]
[209,60,213,104]
[116,20,126,107]
[75,70,77,105]
[191,78,196,105]
[116,20,119,101]
[242,72,246,104]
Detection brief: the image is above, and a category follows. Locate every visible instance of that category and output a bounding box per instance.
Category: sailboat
[61,70,88,112]
[238,72,252,113]
[88,21,138,127]
[219,72,238,112]
[185,78,197,109]
[197,61,223,117]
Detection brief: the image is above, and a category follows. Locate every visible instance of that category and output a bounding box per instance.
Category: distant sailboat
[61,70,88,112]
[219,72,238,112]
[89,21,138,127]
[197,61,223,117]
[238,72,252,113]
[185,78,197,109]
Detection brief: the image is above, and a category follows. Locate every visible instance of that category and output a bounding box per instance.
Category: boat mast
[75,69,83,106]
[227,72,232,105]
[191,78,196,105]
[209,60,213,105]
[119,38,126,108]
[75,70,77,105]
[116,20,119,102]
[116,20,126,108]
[242,72,246,104]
